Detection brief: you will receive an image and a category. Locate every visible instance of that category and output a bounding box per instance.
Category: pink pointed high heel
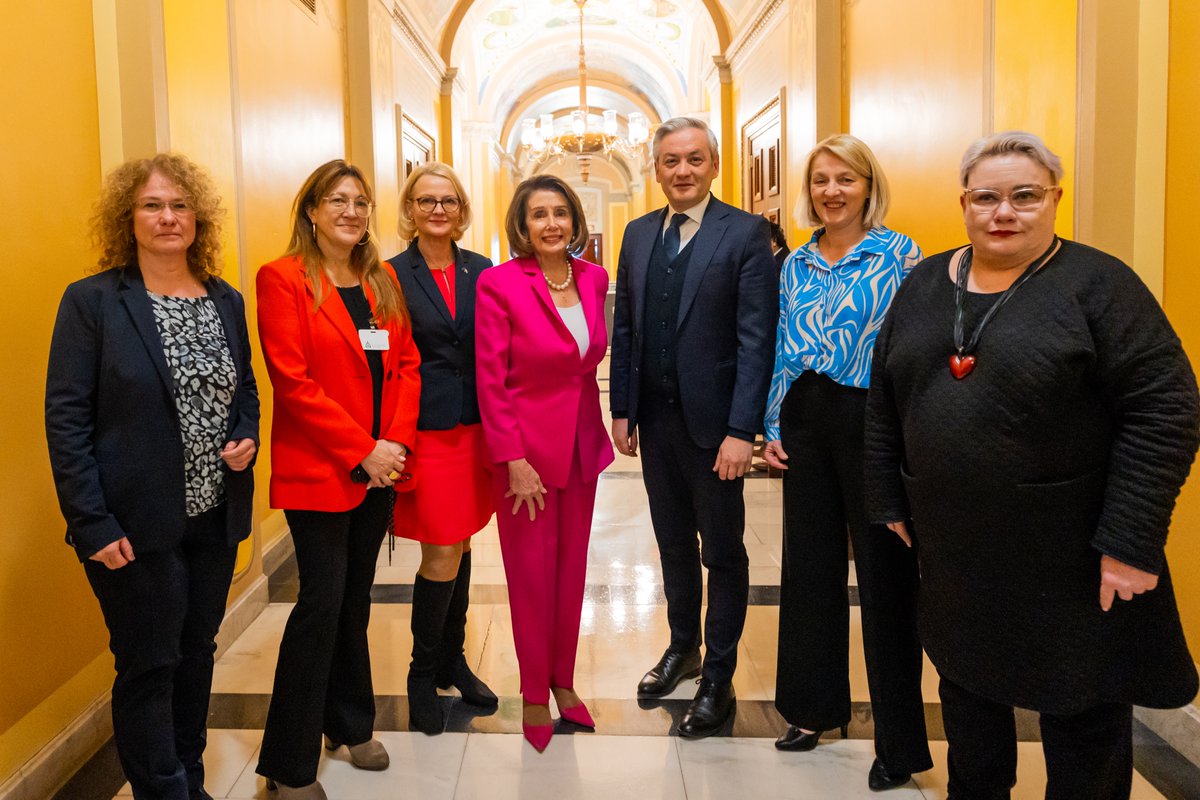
[522,701,553,752]
[559,701,595,729]
[522,721,553,752]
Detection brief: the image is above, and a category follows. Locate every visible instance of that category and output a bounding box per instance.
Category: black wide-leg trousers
[257,488,390,787]
[938,672,1134,800]
[775,372,931,773]
[639,396,749,685]
[84,504,236,800]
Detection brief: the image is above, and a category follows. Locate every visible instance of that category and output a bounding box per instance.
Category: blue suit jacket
[610,195,777,448]
[387,239,492,430]
[45,267,259,560]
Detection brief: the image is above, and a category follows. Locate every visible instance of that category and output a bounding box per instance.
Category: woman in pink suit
[475,174,614,752]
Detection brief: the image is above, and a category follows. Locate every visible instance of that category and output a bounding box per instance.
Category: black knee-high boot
[408,575,455,734]
[436,551,498,706]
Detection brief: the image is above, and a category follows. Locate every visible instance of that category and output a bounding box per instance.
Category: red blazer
[475,256,614,488]
[257,255,420,511]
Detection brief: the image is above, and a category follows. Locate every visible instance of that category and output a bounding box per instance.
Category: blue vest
[640,228,697,403]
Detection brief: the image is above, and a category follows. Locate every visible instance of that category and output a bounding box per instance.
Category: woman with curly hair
[254,160,420,798]
[45,153,259,799]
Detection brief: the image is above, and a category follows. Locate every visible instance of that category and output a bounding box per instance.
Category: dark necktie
[662,212,688,261]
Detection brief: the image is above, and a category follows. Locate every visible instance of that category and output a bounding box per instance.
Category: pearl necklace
[542,260,573,292]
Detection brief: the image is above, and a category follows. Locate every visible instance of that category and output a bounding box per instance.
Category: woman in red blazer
[476,175,614,752]
[255,160,419,798]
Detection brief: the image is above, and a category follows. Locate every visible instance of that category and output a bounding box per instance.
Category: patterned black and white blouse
[148,292,237,517]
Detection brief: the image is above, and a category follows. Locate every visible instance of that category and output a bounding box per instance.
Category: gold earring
[311,221,317,239]
[358,230,370,246]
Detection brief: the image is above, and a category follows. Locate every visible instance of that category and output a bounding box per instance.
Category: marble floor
[58,370,1199,799]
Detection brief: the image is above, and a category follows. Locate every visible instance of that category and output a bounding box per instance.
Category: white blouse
[556,302,589,358]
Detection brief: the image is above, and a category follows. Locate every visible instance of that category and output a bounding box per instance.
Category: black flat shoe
[774,723,848,751]
[637,649,702,697]
[678,679,735,739]
[868,758,912,791]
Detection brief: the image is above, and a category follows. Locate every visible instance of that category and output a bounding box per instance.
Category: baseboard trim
[261,523,294,577]
[1135,701,1200,767]
[0,691,111,800]
[0,572,271,800]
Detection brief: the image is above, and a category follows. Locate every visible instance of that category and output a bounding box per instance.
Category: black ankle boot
[436,551,498,707]
[408,574,455,734]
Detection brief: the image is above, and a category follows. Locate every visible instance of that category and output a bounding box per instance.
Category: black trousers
[938,672,1134,800]
[84,504,236,800]
[257,489,390,787]
[775,373,931,773]
[639,396,749,684]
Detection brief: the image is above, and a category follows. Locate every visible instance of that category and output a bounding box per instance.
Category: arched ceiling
[433,0,732,155]
[419,0,763,59]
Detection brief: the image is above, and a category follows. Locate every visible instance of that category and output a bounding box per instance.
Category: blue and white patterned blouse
[763,226,921,441]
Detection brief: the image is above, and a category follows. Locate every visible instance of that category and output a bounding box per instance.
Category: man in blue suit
[610,116,777,737]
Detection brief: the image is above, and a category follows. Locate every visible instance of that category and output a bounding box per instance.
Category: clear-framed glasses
[962,185,1057,212]
[322,194,374,218]
[411,196,461,214]
[136,199,195,216]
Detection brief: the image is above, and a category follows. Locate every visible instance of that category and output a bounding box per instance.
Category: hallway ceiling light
[518,0,650,183]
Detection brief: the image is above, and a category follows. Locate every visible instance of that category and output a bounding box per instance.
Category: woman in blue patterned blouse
[762,135,931,792]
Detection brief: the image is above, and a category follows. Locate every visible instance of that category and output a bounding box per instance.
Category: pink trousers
[494,448,598,705]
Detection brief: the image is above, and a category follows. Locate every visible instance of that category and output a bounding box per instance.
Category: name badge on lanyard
[359,328,390,351]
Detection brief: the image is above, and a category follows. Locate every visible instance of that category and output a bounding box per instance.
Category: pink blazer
[475,256,615,488]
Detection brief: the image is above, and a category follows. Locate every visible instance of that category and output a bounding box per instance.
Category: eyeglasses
[322,195,374,218]
[962,185,1057,212]
[136,199,195,216]
[411,196,461,214]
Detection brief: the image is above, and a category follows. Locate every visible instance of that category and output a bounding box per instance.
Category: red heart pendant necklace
[950,238,1061,380]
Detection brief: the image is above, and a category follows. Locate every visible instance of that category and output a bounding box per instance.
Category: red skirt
[393,423,494,545]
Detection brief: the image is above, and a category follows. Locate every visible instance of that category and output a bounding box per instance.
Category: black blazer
[387,239,491,430]
[610,196,777,448]
[45,267,259,560]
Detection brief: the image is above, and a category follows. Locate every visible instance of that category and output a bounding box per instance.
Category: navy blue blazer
[45,267,259,560]
[387,239,492,430]
[610,196,777,448]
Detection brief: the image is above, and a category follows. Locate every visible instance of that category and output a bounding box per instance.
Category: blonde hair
[285,160,407,325]
[795,134,891,230]
[397,162,472,241]
[504,175,590,258]
[90,153,224,278]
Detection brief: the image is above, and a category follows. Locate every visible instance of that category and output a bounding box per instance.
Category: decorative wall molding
[440,66,459,97]
[712,55,732,85]
[385,1,444,77]
[726,0,785,70]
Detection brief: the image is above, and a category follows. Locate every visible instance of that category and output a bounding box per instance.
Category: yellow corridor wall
[0,1,112,782]
[1162,0,1200,668]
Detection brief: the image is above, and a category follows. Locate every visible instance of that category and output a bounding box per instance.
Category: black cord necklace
[950,237,1061,379]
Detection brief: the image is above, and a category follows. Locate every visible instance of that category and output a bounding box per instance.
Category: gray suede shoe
[324,735,390,770]
[266,778,328,799]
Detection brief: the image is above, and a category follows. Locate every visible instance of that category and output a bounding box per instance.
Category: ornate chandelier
[518,0,650,183]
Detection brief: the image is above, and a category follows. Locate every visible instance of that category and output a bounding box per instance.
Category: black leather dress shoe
[868,758,911,791]
[637,649,701,697]
[678,679,735,739]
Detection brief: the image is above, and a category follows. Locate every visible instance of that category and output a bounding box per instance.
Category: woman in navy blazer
[45,154,258,800]
[386,162,497,734]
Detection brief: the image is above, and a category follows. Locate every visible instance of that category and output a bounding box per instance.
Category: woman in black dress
[866,131,1199,800]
